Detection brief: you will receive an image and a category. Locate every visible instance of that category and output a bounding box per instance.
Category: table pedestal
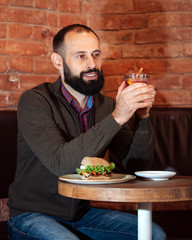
[138,202,152,240]
[58,176,192,240]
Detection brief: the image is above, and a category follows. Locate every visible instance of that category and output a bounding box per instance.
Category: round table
[58,175,192,240]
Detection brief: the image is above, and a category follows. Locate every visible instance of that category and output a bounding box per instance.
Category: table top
[58,176,192,203]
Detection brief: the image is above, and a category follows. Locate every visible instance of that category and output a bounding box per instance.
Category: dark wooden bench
[0,108,192,239]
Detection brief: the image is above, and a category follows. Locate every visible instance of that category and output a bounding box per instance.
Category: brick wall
[0,0,192,109]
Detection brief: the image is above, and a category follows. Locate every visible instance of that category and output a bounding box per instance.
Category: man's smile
[83,72,98,80]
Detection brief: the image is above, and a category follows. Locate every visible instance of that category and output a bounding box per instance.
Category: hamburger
[76,157,115,180]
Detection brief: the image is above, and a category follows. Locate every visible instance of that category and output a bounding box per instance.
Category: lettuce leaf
[76,162,115,175]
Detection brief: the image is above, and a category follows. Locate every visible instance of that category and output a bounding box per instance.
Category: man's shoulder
[18,79,61,108]
[22,78,60,97]
[20,83,49,102]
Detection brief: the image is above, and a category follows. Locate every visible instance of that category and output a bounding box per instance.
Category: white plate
[134,171,176,181]
[59,173,136,184]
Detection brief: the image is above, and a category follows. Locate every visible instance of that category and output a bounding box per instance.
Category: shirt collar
[60,80,94,111]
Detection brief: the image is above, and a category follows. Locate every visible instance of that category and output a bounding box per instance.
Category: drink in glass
[124,73,149,86]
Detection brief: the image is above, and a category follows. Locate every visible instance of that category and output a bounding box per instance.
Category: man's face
[61,31,104,95]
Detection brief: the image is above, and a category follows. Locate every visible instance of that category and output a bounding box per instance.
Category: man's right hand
[112,81,155,126]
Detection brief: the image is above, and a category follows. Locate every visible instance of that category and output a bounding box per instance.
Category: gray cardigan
[8,77,154,221]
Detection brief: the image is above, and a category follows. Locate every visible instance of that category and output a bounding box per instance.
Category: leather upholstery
[0,111,17,198]
[0,108,192,239]
[0,108,192,198]
[151,107,192,175]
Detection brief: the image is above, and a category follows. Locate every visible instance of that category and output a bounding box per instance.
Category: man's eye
[93,53,101,58]
[77,55,86,60]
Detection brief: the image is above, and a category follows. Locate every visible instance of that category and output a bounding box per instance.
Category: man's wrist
[136,112,150,119]
[112,112,124,126]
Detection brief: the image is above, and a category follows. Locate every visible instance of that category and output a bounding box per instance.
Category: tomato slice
[92,171,97,176]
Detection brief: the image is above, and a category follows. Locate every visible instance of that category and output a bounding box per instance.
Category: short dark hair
[53,24,99,54]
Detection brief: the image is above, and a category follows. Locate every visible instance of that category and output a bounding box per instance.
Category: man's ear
[51,52,63,71]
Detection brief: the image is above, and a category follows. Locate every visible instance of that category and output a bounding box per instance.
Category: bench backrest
[150,108,192,175]
[0,108,191,198]
[0,111,17,198]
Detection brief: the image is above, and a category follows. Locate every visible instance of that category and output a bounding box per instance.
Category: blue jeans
[8,208,166,240]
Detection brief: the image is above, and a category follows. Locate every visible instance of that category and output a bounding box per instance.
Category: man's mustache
[80,68,100,76]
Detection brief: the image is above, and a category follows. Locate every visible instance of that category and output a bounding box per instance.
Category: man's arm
[17,90,121,177]
[109,81,155,173]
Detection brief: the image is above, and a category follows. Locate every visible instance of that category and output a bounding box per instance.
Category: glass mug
[124,73,149,86]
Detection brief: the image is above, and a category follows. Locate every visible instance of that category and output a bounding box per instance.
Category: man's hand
[136,84,156,119]
[112,81,156,126]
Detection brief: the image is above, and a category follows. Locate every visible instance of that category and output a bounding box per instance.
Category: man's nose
[86,56,96,69]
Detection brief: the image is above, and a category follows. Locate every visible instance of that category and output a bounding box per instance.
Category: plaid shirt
[61,82,94,133]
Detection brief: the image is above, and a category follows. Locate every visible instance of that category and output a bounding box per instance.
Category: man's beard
[63,62,104,96]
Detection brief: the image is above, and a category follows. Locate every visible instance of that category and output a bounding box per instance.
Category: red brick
[135,0,163,12]
[122,45,152,58]
[136,28,182,44]
[181,13,192,26]
[182,74,192,89]
[0,40,46,56]
[0,75,9,90]
[58,0,81,13]
[104,75,123,91]
[0,0,8,4]
[135,0,165,12]
[8,23,32,39]
[101,44,122,59]
[183,44,192,57]
[155,90,191,105]
[33,58,58,74]
[135,0,192,12]
[179,28,192,42]
[0,56,7,72]
[102,59,136,76]
[120,15,148,29]
[31,27,53,55]
[42,38,53,54]
[150,74,182,90]
[11,0,33,7]
[35,0,57,10]
[87,0,134,14]
[0,92,8,108]
[88,15,119,30]
[170,59,192,73]
[0,6,47,25]
[32,26,55,41]
[8,74,21,89]
[42,29,56,40]
[58,14,85,28]
[20,74,57,91]
[8,91,22,107]
[47,13,59,27]
[136,59,169,74]
[20,74,49,90]
[8,57,33,73]
[148,13,181,28]
[0,0,192,109]
[152,44,182,58]
[32,26,44,41]
[0,24,6,38]
[97,30,134,45]
[83,0,134,14]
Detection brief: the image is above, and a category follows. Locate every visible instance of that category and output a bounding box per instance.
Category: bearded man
[8,24,166,240]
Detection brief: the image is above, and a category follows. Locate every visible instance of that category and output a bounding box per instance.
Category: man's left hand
[136,85,156,119]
